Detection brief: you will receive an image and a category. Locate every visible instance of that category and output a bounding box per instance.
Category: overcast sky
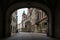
[17,8,28,24]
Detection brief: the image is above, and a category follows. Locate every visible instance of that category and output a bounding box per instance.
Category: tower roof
[23,11,26,15]
[22,11,27,18]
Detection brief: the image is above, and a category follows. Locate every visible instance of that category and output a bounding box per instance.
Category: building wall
[22,8,48,33]
[17,23,22,32]
[11,11,17,33]
[54,0,60,38]
[35,8,48,33]
[31,8,48,33]
[30,8,38,32]
[0,8,3,37]
[22,15,31,31]
[22,8,32,32]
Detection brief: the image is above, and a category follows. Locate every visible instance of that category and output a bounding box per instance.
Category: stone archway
[5,2,52,37]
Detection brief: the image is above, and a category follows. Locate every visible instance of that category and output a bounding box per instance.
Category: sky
[17,8,28,24]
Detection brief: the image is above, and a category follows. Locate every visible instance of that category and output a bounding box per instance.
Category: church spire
[23,11,25,15]
[22,11,27,19]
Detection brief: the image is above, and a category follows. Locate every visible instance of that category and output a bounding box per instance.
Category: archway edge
[6,2,52,37]
[6,2,51,15]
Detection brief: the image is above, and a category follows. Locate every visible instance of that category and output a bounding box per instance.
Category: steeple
[22,11,27,20]
[23,11,26,15]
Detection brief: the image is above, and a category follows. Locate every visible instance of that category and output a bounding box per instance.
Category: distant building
[21,8,33,32]
[22,11,27,31]
[35,9,48,33]
[17,22,22,32]
[11,11,17,33]
[22,8,48,33]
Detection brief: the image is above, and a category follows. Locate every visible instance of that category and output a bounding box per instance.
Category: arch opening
[5,2,52,37]
[11,8,48,36]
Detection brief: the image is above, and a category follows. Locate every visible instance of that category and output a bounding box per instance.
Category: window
[44,22,48,28]
[25,24,27,28]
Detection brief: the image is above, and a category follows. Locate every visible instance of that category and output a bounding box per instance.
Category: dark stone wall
[0,8,3,38]
[54,0,60,39]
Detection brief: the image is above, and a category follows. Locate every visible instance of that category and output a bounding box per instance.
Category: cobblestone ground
[3,32,58,40]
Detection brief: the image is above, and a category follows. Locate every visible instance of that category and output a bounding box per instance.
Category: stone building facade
[22,8,48,33]
[35,9,48,33]
[11,11,17,33]
[17,22,22,32]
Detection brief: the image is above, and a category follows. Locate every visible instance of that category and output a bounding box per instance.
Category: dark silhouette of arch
[5,2,52,37]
